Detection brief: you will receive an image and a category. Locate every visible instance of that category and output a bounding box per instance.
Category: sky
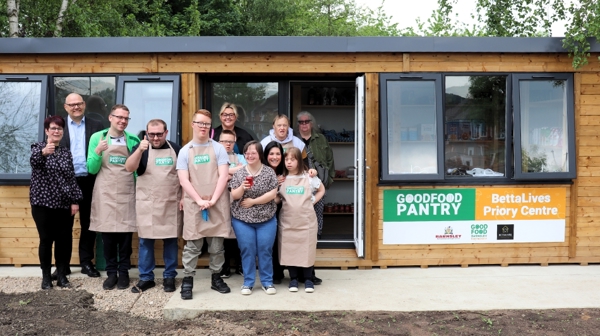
[355,0,569,37]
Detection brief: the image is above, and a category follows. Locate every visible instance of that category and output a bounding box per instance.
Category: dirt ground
[2,290,600,335]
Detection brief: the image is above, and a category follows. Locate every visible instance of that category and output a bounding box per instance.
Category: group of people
[29,96,335,297]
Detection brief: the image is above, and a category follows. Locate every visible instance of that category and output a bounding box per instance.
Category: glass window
[53,76,116,129]
[0,76,48,180]
[117,76,180,143]
[444,76,508,178]
[210,82,279,141]
[514,74,575,179]
[381,73,575,183]
[380,74,443,181]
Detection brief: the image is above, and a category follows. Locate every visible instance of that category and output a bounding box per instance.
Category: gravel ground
[0,275,177,319]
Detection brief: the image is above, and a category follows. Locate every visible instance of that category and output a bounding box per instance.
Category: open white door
[354,76,366,257]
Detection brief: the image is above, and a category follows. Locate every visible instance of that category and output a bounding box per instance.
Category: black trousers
[71,175,96,266]
[101,232,133,275]
[288,266,314,280]
[223,238,242,269]
[31,205,73,270]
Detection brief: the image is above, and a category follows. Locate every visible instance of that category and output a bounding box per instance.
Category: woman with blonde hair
[211,102,255,154]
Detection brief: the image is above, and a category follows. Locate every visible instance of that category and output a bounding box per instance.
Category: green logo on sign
[108,155,126,165]
[194,154,210,164]
[155,157,174,166]
[286,186,305,194]
[383,189,476,222]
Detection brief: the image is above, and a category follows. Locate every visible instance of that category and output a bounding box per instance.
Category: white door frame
[354,75,366,257]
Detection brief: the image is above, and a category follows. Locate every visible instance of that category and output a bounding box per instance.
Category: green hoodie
[86,129,140,175]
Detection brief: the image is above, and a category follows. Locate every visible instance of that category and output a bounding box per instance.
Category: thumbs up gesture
[95,134,108,155]
[139,135,149,152]
[42,142,56,156]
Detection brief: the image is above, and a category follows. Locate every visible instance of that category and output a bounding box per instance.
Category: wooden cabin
[0,36,599,269]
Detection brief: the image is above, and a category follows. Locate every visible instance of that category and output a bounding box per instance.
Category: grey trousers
[182,237,225,276]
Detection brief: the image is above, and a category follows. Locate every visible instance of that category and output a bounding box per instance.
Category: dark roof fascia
[0,36,598,54]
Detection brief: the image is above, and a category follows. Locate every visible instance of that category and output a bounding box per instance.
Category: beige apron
[228,152,240,167]
[281,141,295,153]
[182,141,233,240]
[90,140,136,232]
[136,142,183,239]
[278,173,317,267]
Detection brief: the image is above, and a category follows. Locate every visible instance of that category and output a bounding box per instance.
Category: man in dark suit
[57,93,105,279]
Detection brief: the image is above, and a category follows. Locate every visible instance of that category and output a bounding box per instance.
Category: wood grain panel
[365,73,379,261]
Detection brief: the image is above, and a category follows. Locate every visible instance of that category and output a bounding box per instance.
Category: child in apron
[276,147,325,293]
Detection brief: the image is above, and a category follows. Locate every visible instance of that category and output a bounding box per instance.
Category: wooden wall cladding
[1,51,600,268]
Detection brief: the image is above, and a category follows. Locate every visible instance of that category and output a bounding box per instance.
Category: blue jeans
[232,216,277,288]
[138,237,178,281]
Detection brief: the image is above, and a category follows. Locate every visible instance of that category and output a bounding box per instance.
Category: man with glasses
[177,109,232,300]
[124,119,182,293]
[87,104,140,291]
[58,93,104,280]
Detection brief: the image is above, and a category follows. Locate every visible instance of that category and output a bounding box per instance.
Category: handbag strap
[305,145,316,169]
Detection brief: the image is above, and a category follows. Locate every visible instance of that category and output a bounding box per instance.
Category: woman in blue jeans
[229,140,279,295]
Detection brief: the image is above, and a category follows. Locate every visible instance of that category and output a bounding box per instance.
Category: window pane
[386,81,437,175]
[54,76,116,128]
[444,76,506,177]
[519,80,569,173]
[123,82,174,138]
[211,82,279,141]
[0,82,42,174]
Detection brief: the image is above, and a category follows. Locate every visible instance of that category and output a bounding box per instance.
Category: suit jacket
[60,116,105,161]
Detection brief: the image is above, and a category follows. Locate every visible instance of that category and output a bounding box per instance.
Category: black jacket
[59,116,105,159]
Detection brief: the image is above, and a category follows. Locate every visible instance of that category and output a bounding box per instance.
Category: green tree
[555,0,600,69]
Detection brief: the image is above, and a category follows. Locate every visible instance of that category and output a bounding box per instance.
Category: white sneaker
[241,285,253,295]
[262,285,277,295]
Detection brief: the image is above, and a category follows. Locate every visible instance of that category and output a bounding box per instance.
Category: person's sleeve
[176,146,189,170]
[66,151,83,203]
[86,131,103,175]
[267,169,279,190]
[172,141,182,156]
[215,143,229,166]
[324,139,336,182]
[29,143,46,169]
[310,175,322,190]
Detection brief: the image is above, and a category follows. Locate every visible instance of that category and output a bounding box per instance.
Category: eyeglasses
[48,127,63,132]
[147,132,165,138]
[298,119,312,125]
[221,113,236,119]
[244,152,258,156]
[192,121,211,128]
[65,102,85,108]
[111,114,131,121]
[219,140,235,144]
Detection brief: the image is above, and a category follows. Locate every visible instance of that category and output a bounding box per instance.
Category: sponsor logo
[194,154,210,164]
[108,155,126,165]
[286,186,305,195]
[497,224,514,240]
[435,226,462,240]
[155,157,174,166]
[471,223,488,240]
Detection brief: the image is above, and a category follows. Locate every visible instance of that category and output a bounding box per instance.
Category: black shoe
[131,280,155,293]
[273,278,282,285]
[235,265,243,276]
[81,264,101,278]
[313,276,322,285]
[103,274,118,290]
[41,269,53,290]
[181,276,193,300]
[220,266,231,278]
[51,267,71,281]
[56,265,71,288]
[117,272,130,290]
[211,273,231,294]
[163,278,176,292]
